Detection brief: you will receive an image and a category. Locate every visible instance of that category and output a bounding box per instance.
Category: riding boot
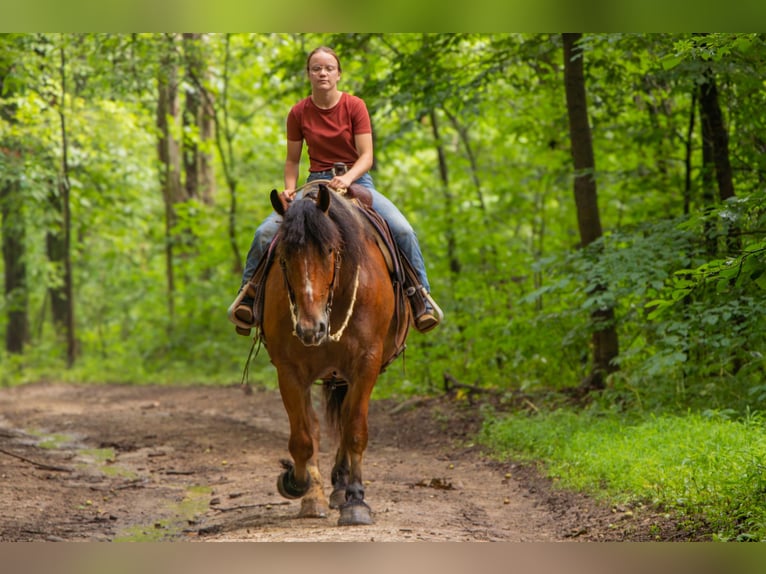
[399,251,443,334]
[413,288,443,333]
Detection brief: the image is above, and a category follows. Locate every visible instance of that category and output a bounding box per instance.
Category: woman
[231,46,441,334]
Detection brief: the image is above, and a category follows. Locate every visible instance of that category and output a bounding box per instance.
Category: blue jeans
[240,172,431,292]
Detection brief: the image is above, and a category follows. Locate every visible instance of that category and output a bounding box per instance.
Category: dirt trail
[0,382,685,542]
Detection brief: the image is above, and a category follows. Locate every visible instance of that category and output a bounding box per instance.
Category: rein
[294,178,335,194]
[293,179,350,198]
[328,265,360,342]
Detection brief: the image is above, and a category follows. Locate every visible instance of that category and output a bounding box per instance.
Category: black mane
[279,187,369,267]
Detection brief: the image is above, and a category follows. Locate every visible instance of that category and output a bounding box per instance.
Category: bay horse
[262,182,409,526]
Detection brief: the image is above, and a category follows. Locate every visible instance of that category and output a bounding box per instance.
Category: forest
[2,33,766,540]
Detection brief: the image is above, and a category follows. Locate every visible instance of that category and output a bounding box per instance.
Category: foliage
[480,406,766,541]
[0,33,764,406]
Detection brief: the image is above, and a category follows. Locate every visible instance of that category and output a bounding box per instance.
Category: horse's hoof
[338,501,373,526]
[277,460,310,500]
[299,498,329,518]
[329,488,346,509]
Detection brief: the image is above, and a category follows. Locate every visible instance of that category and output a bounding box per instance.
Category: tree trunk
[428,110,461,276]
[698,66,740,253]
[683,92,696,216]
[182,33,215,205]
[442,107,497,268]
[698,57,743,374]
[1,175,27,354]
[209,33,242,274]
[182,62,201,201]
[0,59,28,354]
[46,181,68,327]
[562,33,619,391]
[58,42,77,367]
[698,70,734,203]
[157,34,184,326]
[199,84,216,206]
[699,90,718,258]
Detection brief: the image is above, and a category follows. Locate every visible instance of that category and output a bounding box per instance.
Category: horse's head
[272,184,342,347]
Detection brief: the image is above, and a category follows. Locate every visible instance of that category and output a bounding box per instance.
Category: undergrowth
[480,406,766,541]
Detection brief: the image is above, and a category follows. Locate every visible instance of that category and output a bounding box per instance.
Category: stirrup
[414,289,443,333]
[422,290,444,323]
[227,285,256,330]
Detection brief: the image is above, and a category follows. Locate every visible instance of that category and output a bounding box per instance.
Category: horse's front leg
[299,401,331,518]
[329,449,349,509]
[336,368,377,526]
[338,448,373,526]
[277,381,330,519]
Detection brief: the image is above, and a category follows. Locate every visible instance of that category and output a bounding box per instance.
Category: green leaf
[716,278,731,293]
[660,55,682,70]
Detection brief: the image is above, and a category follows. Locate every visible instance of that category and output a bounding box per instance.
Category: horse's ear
[317,184,331,214]
[271,189,288,216]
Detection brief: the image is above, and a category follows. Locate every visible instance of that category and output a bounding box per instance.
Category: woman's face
[307,51,341,93]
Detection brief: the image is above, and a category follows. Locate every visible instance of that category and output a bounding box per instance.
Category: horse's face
[280,243,339,347]
[276,185,341,347]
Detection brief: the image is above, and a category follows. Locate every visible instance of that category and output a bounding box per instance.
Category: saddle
[243,185,427,372]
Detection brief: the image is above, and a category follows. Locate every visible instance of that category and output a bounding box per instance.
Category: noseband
[279,249,360,343]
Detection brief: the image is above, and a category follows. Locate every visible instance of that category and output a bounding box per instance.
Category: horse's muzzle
[295,319,328,347]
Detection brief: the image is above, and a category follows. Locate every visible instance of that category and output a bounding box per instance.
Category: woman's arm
[331,132,373,190]
[283,139,303,200]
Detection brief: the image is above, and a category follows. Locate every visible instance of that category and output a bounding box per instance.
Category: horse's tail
[322,379,347,438]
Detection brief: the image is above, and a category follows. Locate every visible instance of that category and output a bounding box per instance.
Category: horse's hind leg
[324,380,349,510]
[277,383,330,519]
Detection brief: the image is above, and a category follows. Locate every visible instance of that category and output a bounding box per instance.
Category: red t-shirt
[286,92,372,172]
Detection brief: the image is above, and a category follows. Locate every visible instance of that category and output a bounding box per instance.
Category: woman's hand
[281,189,297,203]
[329,174,353,191]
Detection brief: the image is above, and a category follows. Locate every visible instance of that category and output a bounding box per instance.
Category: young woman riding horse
[232,45,441,335]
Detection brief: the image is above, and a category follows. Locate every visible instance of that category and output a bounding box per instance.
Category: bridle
[279,248,360,343]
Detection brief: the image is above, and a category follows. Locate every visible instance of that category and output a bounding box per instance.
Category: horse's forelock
[280,193,342,255]
[279,190,367,266]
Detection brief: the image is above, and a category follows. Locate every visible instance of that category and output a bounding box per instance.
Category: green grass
[480,408,766,541]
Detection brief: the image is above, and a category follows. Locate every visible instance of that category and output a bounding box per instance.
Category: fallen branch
[0,446,73,473]
[87,478,148,492]
[443,372,497,399]
[388,396,433,415]
[212,501,290,513]
[443,372,540,410]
